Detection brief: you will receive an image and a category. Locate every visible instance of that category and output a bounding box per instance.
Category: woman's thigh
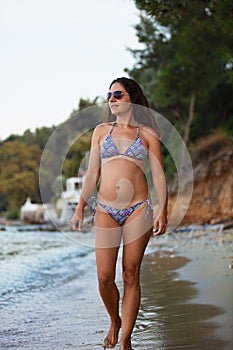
[94,206,122,280]
[121,203,152,277]
[121,229,151,280]
[94,205,122,249]
[122,201,153,245]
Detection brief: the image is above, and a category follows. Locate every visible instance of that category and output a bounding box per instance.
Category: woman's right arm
[71,127,101,231]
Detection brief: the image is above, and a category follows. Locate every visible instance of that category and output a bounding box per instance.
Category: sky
[0,0,142,140]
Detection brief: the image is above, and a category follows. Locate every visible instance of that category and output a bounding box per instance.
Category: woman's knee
[122,266,139,287]
[98,271,115,288]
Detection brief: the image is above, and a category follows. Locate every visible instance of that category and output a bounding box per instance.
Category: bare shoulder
[95,122,111,131]
[95,122,113,133]
[92,122,114,142]
[139,124,161,144]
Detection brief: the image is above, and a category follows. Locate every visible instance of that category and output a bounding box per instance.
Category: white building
[61,176,83,203]
[56,176,85,226]
[20,176,85,226]
[20,198,56,224]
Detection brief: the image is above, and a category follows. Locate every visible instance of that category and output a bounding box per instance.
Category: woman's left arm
[147,129,168,235]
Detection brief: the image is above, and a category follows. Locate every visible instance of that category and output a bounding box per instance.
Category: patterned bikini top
[100,121,148,161]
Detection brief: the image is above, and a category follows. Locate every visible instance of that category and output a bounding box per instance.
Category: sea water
[0,227,108,349]
[0,229,95,304]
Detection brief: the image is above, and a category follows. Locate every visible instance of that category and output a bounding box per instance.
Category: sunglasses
[106,90,129,101]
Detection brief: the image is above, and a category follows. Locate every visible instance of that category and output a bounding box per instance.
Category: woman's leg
[120,203,153,350]
[95,206,122,348]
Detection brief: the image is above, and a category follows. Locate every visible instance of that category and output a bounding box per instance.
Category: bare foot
[103,317,121,348]
[120,340,133,350]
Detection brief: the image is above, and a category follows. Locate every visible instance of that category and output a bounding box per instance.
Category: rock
[168,138,233,225]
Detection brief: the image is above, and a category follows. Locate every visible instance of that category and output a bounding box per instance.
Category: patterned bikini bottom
[92,196,153,226]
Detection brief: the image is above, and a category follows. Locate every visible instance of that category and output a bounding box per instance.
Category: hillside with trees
[0,0,232,223]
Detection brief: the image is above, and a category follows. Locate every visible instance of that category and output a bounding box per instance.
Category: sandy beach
[134,228,233,349]
[0,226,232,349]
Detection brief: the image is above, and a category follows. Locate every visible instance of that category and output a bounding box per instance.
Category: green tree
[0,141,42,210]
[34,126,56,149]
[127,0,233,145]
[39,97,101,203]
[0,97,101,209]
[62,131,92,178]
[3,125,55,149]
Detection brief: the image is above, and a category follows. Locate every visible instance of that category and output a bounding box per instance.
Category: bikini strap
[136,121,140,137]
[109,121,116,135]
[110,121,139,136]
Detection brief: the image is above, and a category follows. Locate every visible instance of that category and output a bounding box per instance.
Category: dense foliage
[126,0,233,142]
[0,141,42,218]
[0,99,97,217]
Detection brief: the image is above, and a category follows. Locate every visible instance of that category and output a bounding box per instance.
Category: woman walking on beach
[71,77,167,350]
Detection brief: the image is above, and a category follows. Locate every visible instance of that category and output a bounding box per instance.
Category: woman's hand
[70,208,83,231]
[152,212,167,236]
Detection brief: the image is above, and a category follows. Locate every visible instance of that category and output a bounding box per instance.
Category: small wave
[0,230,95,302]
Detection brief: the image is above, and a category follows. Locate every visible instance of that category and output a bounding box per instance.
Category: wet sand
[1,228,232,349]
[131,228,233,350]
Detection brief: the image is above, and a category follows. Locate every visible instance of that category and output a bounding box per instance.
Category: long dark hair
[105,77,161,136]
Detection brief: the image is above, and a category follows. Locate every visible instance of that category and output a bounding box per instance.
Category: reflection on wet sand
[134,251,228,350]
